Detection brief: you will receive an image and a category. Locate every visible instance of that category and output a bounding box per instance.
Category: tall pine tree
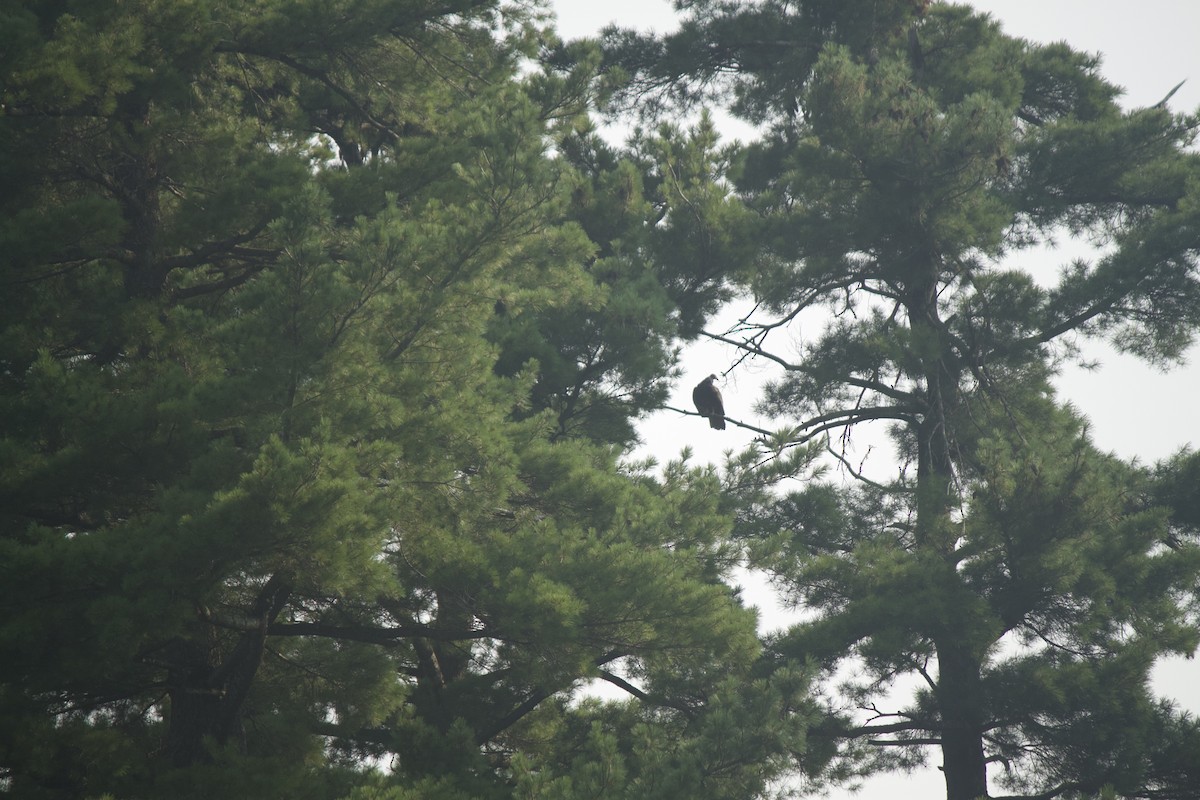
[1,2,811,798]
[601,1,1200,797]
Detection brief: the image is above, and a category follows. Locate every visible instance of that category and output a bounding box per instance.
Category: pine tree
[1,2,804,798]
[602,1,1200,797]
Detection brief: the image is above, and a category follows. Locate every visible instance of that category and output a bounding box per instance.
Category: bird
[692,374,726,430]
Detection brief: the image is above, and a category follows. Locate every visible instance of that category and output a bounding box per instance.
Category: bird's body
[692,374,726,429]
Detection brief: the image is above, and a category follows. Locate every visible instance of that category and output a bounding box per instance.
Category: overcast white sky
[548,2,1200,797]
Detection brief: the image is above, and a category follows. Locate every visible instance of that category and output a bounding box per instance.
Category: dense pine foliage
[2,1,1199,799]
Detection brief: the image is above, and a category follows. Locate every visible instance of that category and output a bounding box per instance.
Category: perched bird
[692,374,726,430]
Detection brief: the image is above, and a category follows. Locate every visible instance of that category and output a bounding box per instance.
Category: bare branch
[825,444,902,493]
[701,329,918,404]
[797,405,921,438]
[702,329,798,370]
[663,403,775,436]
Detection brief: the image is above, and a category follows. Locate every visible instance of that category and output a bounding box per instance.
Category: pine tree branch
[663,403,775,436]
[597,669,652,702]
[597,669,696,716]
[991,784,1082,800]
[170,262,274,301]
[157,223,273,273]
[844,376,920,405]
[253,619,492,644]
[221,45,410,143]
[825,444,901,493]
[1152,79,1187,109]
[474,651,627,744]
[311,721,394,746]
[1006,301,1113,355]
[700,329,918,404]
[474,688,554,745]
[847,718,937,737]
[793,405,922,444]
[702,329,798,370]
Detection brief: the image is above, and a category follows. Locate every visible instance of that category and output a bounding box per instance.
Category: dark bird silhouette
[692,374,726,430]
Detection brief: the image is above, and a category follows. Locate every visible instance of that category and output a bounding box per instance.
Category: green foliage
[750,398,1200,796]
[0,1,807,798]
[487,109,760,444]
[11,0,1200,798]
[598,1,1200,798]
[1152,449,1200,541]
[599,0,924,121]
[510,666,817,800]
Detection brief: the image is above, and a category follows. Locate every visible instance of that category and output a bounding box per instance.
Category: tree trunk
[908,251,959,548]
[163,575,292,766]
[936,638,989,800]
[908,266,989,798]
[112,96,169,300]
[163,634,225,767]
